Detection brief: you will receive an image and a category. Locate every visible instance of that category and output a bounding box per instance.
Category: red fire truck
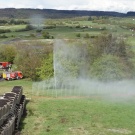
[0,62,12,70]
[3,71,23,81]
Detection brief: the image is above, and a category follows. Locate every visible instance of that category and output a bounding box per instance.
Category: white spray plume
[32,39,135,101]
[30,14,44,29]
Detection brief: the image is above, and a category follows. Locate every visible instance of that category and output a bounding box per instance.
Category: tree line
[0,33,134,81]
[0,8,133,19]
[0,19,28,25]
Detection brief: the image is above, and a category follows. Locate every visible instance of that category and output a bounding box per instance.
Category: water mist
[32,40,135,101]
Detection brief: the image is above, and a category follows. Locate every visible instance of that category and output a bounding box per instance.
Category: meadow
[0,17,135,43]
[0,80,135,135]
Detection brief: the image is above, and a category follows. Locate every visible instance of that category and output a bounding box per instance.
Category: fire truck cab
[0,62,12,70]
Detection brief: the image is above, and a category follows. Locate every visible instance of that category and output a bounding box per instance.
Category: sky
[0,0,135,13]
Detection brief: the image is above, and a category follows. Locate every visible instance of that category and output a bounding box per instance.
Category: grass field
[0,25,26,31]
[0,79,32,97]
[0,80,135,135]
[22,95,135,135]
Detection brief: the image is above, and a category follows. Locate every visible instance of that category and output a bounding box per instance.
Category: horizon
[0,8,134,14]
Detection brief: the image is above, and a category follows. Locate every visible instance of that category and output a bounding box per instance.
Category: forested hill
[0,8,135,19]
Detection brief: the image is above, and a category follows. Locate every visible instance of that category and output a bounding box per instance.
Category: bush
[75,25,80,28]
[0,34,8,38]
[29,33,36,37]
[9,19,28,25]
[0,45,17,63]
[0,29,11,34]
[25,24,33,30]
[89,34,133,63]
[14,41,53,80]
[15,24,34,32]
[84,33,90,38]
[37,53,54,80]
[76,33,81,37]
[36,29,42,33]
[42,31,50,39]
[14,46,42,80]
[90,55,129,81]
[43,25,56,29]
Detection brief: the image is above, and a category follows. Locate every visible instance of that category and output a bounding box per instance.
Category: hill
[0,8,135,19]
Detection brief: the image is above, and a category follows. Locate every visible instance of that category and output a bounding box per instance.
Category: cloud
[0,0,135,13]
[55,0,135,13]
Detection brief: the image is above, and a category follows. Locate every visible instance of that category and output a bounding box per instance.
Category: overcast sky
[0,0,135,13]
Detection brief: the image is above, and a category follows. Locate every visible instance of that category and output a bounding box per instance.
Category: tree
[90,55,129,81]
[88,16,93,21]
[37,53,54,80]
[25,24,33,30]
[14,41,53,80]
[84,33,90,38]
[86,33,135,80]
[89,34,132,62]
[76,33,81,37]
[0,45,17,63]
[14,47,42,80]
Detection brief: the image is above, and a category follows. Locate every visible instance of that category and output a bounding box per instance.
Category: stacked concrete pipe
[0,86,26,135]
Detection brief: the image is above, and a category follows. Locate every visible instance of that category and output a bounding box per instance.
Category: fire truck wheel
[17,77,20,80]
[8,78,12,81]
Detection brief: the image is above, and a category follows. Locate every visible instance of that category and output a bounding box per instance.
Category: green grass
[0,25,26,31]
[114,18,135,24]
[0,79,32,97]
[128,37,135,45]
[1,79,135,135]
[0,18,134,42]
[22,97,135,135]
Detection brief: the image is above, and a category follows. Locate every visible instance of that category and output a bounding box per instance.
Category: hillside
[0,8,135,19]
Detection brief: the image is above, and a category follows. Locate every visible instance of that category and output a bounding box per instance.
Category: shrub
[0,45,17,63]
[0,34,8,38]
[75,25,80,28]
[29,33,36,37]
[37,53,54,80]
[36,29,42,33]
[14,41,53,80]
[76,33,81,37]
[90,55,129,81]
[43,25,56,29]
[25,24,34,30]
[42,31,50,39]
[0,29,11,34]
[84,33,90,38]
